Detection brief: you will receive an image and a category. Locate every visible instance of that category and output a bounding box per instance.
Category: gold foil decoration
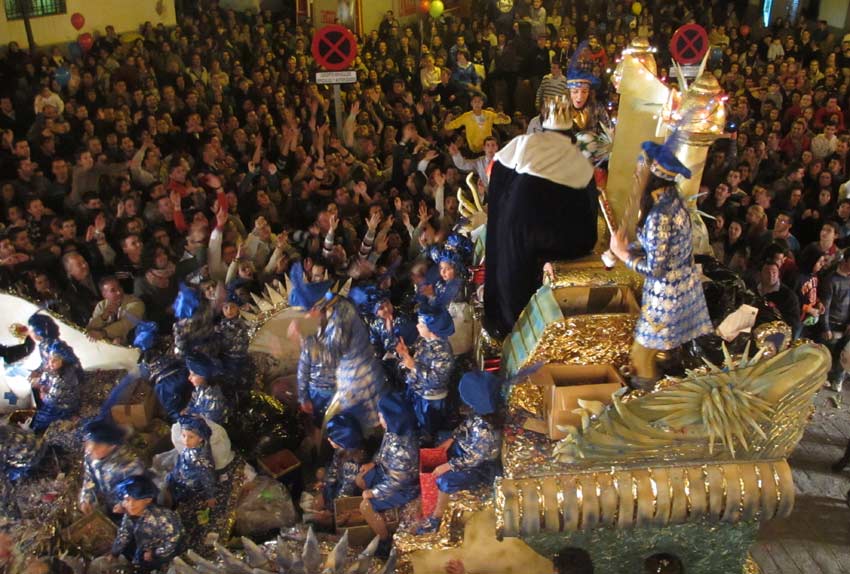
[546,261,643,293]
[753,321,793,358]
[508,382,545,417]
[744,555,762,574]
[526,315,635,369]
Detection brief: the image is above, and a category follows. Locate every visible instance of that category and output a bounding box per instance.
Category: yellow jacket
[445,109,511,152]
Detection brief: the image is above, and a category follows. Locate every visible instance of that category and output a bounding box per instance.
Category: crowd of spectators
[2,0,850,388]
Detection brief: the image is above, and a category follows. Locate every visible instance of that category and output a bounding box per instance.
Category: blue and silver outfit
[0,425,44,516]
[319,297,386,429]
[32,364,81,432]
[79,446,146,511]
[626,186,713,350]
[184,384,228,425]
[368,314,418,357]
[405,337,454,437]
[167,445,216,505]
[143,355,190,422]
[111,506,184,570]
[297,334,337,426]
[437,416,502,493]
[324,413,364,503]
[215,315,251,384]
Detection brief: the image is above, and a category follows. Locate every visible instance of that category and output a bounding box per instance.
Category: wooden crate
[258,449,301,479]
[110,379,156,430]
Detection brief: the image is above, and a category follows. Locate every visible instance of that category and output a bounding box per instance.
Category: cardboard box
[62,510,117,556]
[523,364,625,440]
[334,496,399,547]
[258,449,301,479]
[419,448,449,517]
[551,285,640,317]
[110,379,156,430]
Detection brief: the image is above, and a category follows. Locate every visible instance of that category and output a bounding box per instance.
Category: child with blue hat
[214,288,251,387]
[396,308,455,441]
[165,415,216,533]
[318,412,366,510]
[110,475,185,572]
[79,419,146,517]
[418,370,504,533]
[129,321,191,422]
[181,354,228,424]
[30,339,82,433]
[356,393,420,556]
[364,289,418,387]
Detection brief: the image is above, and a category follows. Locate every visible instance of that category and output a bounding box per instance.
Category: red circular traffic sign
[669,24,709,65]
[312,25,357,71]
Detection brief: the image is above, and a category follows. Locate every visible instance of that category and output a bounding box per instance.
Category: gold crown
[542,95,573,131]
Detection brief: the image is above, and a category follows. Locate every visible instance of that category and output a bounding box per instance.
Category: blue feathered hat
[418,307,455,338]
[459,371,502,415]
[378,392,418,435]
[185,353,218,379]
[566,41,600,89]
[28,312,59,340]
[115,475,158,501]
[326,412,363,449]
[173,283,201,320]
[349,284,390,316]
[83,418,126,445]
[178,414,212,440]
[641,140,692,181]
[47,339,80,366]
[132,321,158,351]
[288,261,334,309]
[445,233,473,263]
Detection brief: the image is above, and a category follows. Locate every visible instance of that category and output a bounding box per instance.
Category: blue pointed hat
[326,412,363,449]
[288,261,334,309]
[132,321,159,351]
[459,371,502,415]
[83,418,126,445]
[178,414,212,440]
[115,475,158,501]
[418,307,455,338]
[378,392,418,435]
[566,41,600,89]
[349,284,390,316]
[185,353,218,379]
[173,283,201,320]
[641,140,692,181]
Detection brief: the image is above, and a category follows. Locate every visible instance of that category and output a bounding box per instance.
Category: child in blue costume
[31,340,81,433]
[396,308,455,441]
[363,290,418,388]
[27,312,75,379]
[172,283,217,358]
[130,321,190,422]
[79,419,146,517]
[417,252,464,314]
[166,415,216,509]
[0,424,44,517]
[110,475,184,573]
[356,393,419,556]
[181,354,228,425]
[215,290,251,389]
[418,370,504,532]
[321,412,366,509]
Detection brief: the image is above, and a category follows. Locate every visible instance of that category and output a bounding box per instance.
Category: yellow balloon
[632,1,642,15]
[429,0,444,18]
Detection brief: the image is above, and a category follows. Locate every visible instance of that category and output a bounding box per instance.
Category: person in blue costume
[30,340,81,433]
[362,289,418,387]
[172,283,216,358]
[215,289,251,388]
[319,412,365,511]
[418,251,464,314]
[181,354,228,424]
[608,139,713,390]
[27,312,77,379]
[356,393,419,555]
[110,475,184,573]
[165,416,216,511]
[0,424,45,517]
[297,333,337,428]
[418,370,504,533]
[127,321,190,422]
[396,308,455,441]
[78,419,146,517]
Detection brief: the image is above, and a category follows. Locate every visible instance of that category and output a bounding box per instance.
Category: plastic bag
[234,476,297,535]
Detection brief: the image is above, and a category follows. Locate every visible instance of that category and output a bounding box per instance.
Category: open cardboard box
[110,379,156,430]
[523,364,625,440]
[334,496,400,547]
[551,285,640,317]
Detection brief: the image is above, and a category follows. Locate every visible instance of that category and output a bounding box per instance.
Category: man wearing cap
[608,139,712,389]
[484,95,599,337]
[79,419,146,516]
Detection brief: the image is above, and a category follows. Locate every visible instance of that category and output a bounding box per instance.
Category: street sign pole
[333,84,344,140]
[312,25,358,142]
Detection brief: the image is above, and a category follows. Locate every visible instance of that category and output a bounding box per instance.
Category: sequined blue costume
[323,451,363,502]
[362,432,420,512]
[111,505,184,570]
[79,446,146,510]
[297,335,337,426]
[184,384,228,424]
[437,416,502,493]
[418,277,462,314]
[32,365,81,432]
[319,298,386,428]
[142,355,190,421]
[405,337,454,436]
[368,315,418,357]
[626,187,713,350]
[215,316,251,384]
[0,425,44,516]
[166,445,216,505]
